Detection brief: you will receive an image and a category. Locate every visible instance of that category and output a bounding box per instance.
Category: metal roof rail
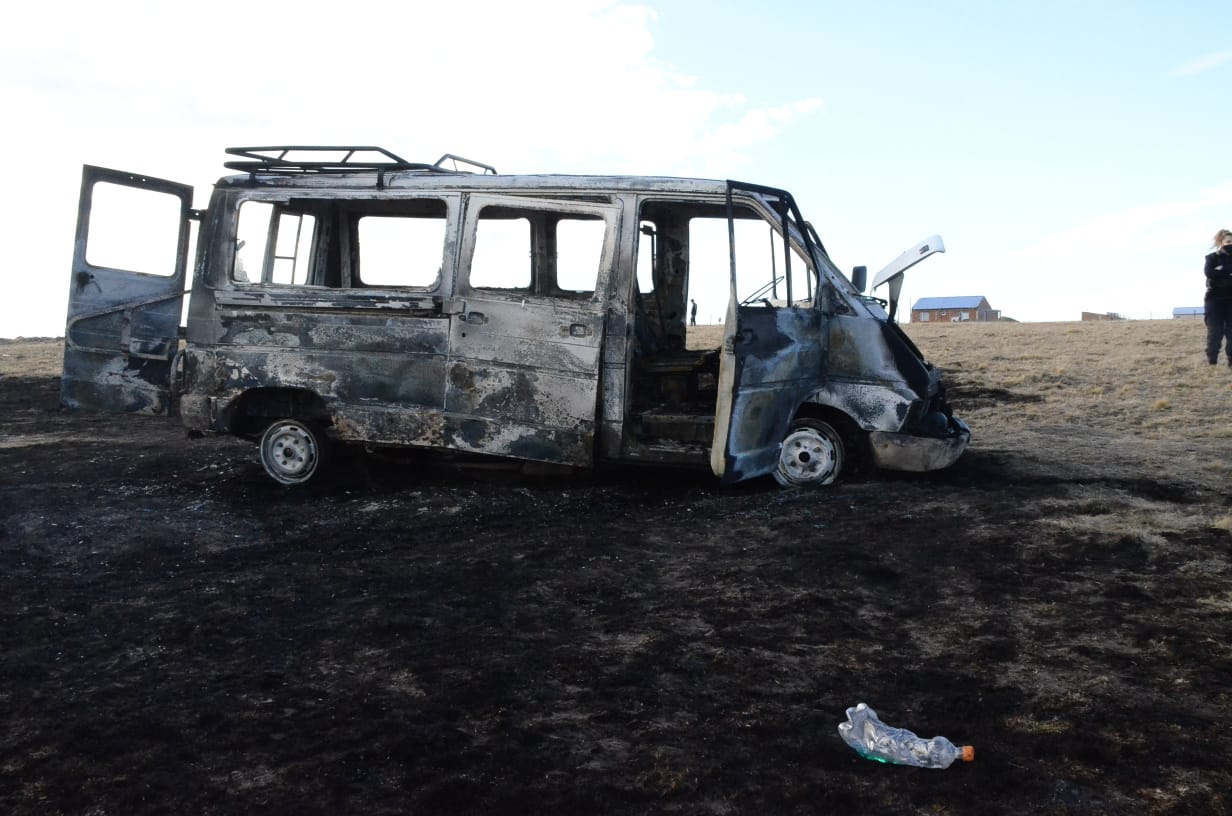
[434,154,498,175]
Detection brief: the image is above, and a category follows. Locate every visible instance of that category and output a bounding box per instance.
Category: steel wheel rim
[262,423,318,484]
[778,427,838,485]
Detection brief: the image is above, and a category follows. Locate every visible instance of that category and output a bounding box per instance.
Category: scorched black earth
[2,340,1231,814]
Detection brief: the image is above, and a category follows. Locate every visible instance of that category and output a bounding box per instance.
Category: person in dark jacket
[1205,229,1232,366]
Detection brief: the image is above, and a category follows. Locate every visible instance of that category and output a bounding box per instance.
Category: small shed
[1172,307,1205,319]
[911,296,999,323]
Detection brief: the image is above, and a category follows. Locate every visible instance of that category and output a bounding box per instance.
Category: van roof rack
[223,146,497,176]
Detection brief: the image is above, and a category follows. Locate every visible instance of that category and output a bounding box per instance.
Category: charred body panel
[182,301,601,466]
[821,310,969,468]
[719,306,824,483]
[64,349,179,415]
[445,295,605,457]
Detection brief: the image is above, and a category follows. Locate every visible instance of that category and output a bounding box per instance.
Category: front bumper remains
[868,417,970,473]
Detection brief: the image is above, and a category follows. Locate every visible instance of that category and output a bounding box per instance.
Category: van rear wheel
[259,418,332,485]
[774,418,845,488]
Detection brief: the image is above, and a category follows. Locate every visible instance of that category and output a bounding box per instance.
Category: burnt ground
[3,356,1232,814]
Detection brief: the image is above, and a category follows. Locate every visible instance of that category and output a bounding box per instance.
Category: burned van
[62,146,969,487]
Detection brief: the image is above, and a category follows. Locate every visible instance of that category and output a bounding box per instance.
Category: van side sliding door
[448,195,621,467]
[61,166,194,415]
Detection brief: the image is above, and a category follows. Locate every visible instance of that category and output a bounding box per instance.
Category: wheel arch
[226,387,333,439]
[791,401,869,471]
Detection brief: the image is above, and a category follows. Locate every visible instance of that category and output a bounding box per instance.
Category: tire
[773,418,845,488]
[258,418,332,486]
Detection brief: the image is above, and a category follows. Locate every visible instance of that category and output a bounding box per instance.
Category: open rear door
[711,182,824,483]
[61,166,194,414]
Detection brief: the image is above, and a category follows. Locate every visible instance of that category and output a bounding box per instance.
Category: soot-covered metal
[61,146,968,486]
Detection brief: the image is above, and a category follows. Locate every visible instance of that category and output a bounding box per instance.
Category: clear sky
[3,0,1230,336]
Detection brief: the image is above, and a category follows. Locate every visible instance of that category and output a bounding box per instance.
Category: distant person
[690,299,698,326]
[1204,229,1232,366]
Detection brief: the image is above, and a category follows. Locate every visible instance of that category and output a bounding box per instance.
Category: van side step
[637,411,715,443]
[619,435,711,466]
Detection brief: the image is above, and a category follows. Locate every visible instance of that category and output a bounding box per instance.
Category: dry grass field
[2,319,1231,815]
[912,319,1232,539]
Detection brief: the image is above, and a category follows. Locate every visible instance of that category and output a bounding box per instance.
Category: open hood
[872,235,945,320]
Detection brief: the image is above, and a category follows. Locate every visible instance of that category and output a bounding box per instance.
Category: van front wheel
[774,419,845,488]
[259,418,332,485]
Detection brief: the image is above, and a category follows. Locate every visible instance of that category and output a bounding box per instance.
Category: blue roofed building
[911,296,999,323]
[1172,306,1204,319]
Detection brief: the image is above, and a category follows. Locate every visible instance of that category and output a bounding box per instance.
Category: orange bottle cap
[962,745,975,762]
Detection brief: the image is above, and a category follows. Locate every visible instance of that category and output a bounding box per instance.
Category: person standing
[1204,229,1232,366]
[690,299,698,326]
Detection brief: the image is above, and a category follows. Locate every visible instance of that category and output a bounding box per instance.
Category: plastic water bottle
[838,703,974,768]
